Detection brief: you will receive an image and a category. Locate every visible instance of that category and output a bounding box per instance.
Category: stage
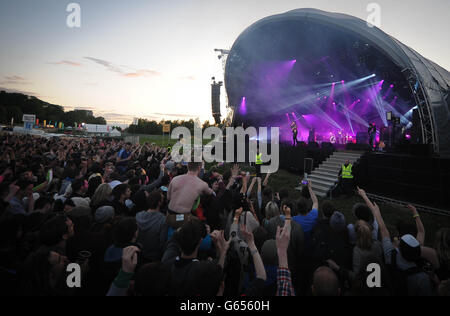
[224,9,450,157]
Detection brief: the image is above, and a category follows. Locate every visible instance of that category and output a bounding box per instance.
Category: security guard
[255,147,263,177]
[338,159,354,196]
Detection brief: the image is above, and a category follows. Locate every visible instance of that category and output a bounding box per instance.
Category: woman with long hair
[90,183,113,210]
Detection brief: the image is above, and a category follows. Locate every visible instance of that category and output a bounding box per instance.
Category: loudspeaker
[211,83,221,125]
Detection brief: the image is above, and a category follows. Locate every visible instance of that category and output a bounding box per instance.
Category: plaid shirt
[276,267,295,296]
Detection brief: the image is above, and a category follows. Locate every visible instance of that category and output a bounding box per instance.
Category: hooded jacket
[136,210,168,262]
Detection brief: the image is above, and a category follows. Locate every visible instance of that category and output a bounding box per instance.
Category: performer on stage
[308,128,316,143]
[368,122,376,151]
[291,121,298,146]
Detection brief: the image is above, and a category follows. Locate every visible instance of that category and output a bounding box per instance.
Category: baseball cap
[330,211,346,233]
[399,234,421,262]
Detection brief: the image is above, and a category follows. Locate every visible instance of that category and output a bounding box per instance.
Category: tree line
[124,118,218,135]
[0,91,106,126]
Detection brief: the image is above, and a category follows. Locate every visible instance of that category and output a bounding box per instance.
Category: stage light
[341,80,345,84]
[390,84,394,88]
[386,111,392,121]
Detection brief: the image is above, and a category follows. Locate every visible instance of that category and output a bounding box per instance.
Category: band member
[291,121,298,146]
[368,123,376,151]
[329,132,336,144]
[308,128,315,143]
[337,129,343,144]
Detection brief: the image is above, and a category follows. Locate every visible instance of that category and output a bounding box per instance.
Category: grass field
[214,163,450,247]
[137,134,211,146]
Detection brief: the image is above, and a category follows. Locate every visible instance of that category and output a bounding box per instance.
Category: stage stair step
[307,151,364,198]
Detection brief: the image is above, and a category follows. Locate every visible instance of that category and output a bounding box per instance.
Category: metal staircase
[308,151,364,197]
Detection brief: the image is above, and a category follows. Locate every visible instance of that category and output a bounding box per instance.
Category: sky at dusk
[0,0,449,125]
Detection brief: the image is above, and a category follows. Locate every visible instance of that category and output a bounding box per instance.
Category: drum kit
[329,130,351,144]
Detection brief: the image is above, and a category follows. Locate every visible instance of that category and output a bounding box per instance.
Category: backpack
[387,249,423,296]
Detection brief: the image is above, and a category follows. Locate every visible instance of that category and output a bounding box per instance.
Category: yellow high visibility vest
[342,164,353,179]
[255,153,263,165]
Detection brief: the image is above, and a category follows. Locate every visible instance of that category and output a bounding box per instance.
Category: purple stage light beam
[383,84,394,99]
[240,97,247,115]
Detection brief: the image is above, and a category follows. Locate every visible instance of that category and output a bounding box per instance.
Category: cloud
[84,57,123,74]
[84,56,160,78]
[179,75,196,81]
[4,76,26,81]
[47,60,83,67]
[64,105,96,112]
[95,112,159,124]
[1,76,31,85]
[123,69,161,78]
[152,112,197,118]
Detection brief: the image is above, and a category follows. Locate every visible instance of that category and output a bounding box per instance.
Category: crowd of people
[0,132,449,296]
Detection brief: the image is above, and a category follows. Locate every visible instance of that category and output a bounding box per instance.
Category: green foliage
[0,91,106,125]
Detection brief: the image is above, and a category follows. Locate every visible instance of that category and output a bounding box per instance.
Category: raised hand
[239,224,254,245]
[357,186,366,197]
[234,207,243,221]
[122,246,140,273]
[276,223,291,253]
[406,204,418,216]
[210,230,230,256]
[282,204,291,217]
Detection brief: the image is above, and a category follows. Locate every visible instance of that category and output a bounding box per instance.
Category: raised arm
[226,164,239,191]
[210,230,231,269]
[407,204,425,246]
[307,180,318,210]
[240,224,266,281]
[276,214,294,296]
[107,246,140,296]
[240,172,250,195]
[263,173,271,187]
[357,187,390,240]
[256,177,262,210]
[247,177,256,197]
